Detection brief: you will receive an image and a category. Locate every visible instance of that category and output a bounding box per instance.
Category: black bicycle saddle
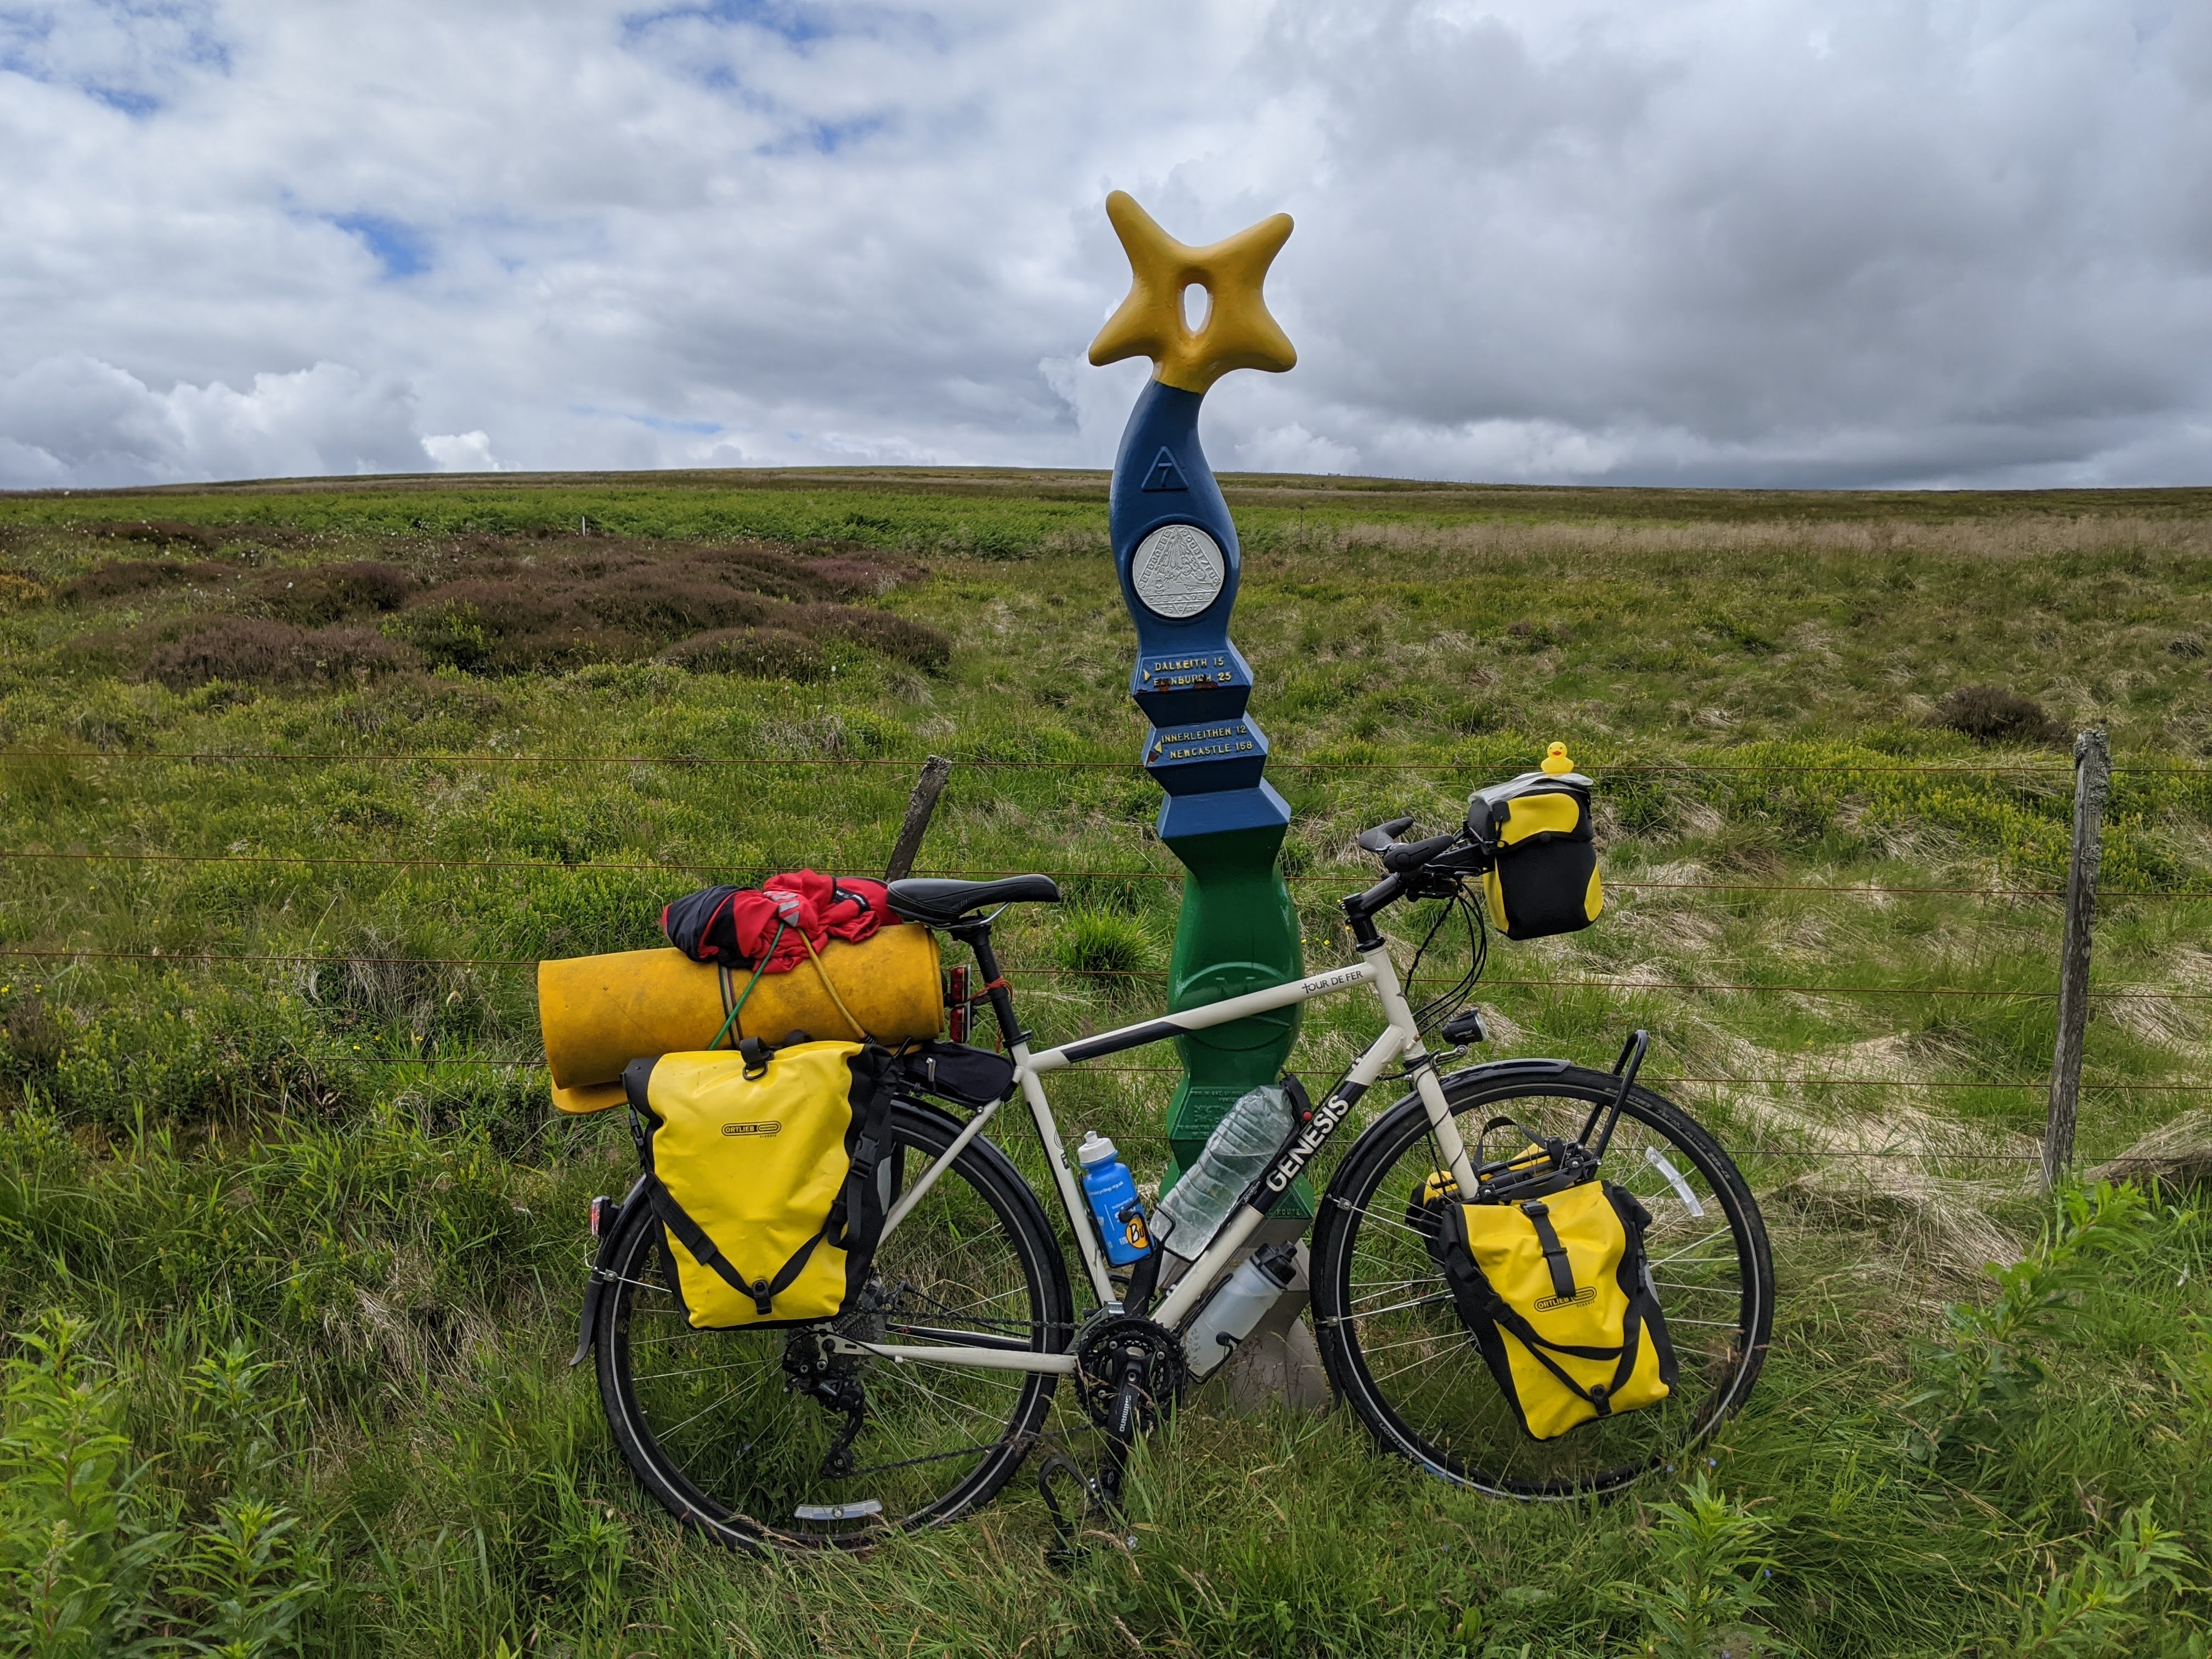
[886,875,1062,927]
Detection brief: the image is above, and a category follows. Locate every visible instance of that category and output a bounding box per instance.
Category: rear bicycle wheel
[1311,1064,1772,1498]
[594,1097,1073,1549]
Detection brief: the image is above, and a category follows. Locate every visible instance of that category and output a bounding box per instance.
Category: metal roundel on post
[1087,191,1310,1217]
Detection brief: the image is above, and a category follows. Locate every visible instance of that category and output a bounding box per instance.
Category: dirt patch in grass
[371,540,945,678]
[2091,1109,2212,1190]
[660,626,827,680]
[244,560,413,626]
[57,557,241,605]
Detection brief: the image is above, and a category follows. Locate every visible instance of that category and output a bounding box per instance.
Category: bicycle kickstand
[1036,1451,1110,1568]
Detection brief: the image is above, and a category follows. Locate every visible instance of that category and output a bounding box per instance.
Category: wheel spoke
[1347,1293,1456,1321]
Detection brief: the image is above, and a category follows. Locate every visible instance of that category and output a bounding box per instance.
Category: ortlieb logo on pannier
[622,1041,895,1329]
[1431,1177,1677,1441]
[1467,751,1603,942]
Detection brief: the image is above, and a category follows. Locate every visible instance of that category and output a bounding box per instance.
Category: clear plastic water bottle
[1154,1084,1294,1261]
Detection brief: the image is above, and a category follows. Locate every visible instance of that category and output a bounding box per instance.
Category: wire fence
[5,848,2209,902]
[4,744,2207,1178]
[7,746,2209,776]
[7,943,2209,1002]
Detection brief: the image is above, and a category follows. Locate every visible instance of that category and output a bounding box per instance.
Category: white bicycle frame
[837,938,1482,1378]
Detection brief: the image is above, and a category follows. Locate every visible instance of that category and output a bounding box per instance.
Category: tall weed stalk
[1606,1472,1786,1658]
[1909,1182,2152,1462]
[0,1312,175,1657]
[2008,1502,2199,1657]
[0,1313,321,1658]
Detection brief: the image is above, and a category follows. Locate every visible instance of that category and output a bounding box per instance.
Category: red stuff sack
[661,871,891,971]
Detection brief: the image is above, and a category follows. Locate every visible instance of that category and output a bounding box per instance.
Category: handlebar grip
[1356,815,1418,854]
[1383,832,1459,873]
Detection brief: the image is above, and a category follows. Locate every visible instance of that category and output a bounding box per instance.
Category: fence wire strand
[4,944,2207,1001]
[5,743,2206,1170]
[9,746,2207,776]
[5,847,2207,901]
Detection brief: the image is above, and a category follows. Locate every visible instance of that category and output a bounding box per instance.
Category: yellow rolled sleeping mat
[538,924,943,1114]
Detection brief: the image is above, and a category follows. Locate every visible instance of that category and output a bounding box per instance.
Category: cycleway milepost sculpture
[1086,191,1312,1230]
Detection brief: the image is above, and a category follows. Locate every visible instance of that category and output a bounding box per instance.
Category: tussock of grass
[44,533,945,690]
[1937,683,2064,747]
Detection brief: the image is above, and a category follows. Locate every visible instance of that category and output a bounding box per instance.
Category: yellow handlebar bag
[1435,1179,1675,1441]
[1467,770,1602,941]
[622,1041,897,1330]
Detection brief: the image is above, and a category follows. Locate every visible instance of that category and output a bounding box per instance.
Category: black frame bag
[622,1041,897,1330]
[898,1040,1016,1109]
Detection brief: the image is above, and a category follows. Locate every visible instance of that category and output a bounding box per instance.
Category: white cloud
[2,0,2209,489]
[0,355,420,486]
[420,430,501,472]
[1235,423,1361,476]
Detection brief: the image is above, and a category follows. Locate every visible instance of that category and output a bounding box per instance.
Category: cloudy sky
[2,0,2208,490]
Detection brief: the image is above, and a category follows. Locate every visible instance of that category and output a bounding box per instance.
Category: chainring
[1072,1311,1188,1434]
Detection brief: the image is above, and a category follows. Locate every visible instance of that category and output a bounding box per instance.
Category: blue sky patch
[622,1,837,48]
[0,0,231,116]
[334,215,430,279]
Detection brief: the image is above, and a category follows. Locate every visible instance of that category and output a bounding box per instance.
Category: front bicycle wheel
[1311,1063,1773,1498]
[594,1097,1074,1549]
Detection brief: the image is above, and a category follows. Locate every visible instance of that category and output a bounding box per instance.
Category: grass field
[2,470,2211,1656]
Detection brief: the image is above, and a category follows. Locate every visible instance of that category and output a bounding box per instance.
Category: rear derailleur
[782,1330,867,1479]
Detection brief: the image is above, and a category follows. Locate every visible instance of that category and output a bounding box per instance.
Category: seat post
[951,923,1026,1050]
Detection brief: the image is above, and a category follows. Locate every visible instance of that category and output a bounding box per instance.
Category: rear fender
[571,1174,653,1368]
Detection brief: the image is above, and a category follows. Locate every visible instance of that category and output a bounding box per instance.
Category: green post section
[1159,821,1312,1220]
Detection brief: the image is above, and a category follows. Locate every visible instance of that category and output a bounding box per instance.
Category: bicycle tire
[1311,1063,1773,1498]
[595,1096,1074,1550]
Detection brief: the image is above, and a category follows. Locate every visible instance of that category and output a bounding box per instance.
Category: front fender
[1438,1057,1572,1087]
[570,1174,653,1368]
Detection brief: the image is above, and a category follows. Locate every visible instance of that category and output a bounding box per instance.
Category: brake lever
[1383,832,1459,873]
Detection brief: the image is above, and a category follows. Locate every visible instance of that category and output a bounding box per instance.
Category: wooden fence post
[884,756,952,882]
[2043,727,2110,1190]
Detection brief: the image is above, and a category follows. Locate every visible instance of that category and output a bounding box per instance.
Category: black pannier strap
[1517,1199,1581,1304]
[641,1174,825,1318]
[1430,1178,1677,1440]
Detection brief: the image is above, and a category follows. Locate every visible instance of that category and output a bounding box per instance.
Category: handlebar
[1341,818,1495,945]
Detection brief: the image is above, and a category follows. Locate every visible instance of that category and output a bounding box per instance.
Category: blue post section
[1108,385,1308,1216]
[1112,382,1285,809]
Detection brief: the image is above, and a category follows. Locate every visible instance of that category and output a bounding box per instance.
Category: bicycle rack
[1581,1029,1649,1163]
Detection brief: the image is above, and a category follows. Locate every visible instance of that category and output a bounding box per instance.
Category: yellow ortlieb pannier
[1434,1178,1676,1440]
[1467,745,1602,941]
[538,924,943,1114]
[621,1041,898,1329]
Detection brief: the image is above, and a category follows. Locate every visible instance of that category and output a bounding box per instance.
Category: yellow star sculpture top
[1087,190,1296,395]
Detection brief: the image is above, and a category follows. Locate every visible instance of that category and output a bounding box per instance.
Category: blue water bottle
[1077,1131,1152,1266]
